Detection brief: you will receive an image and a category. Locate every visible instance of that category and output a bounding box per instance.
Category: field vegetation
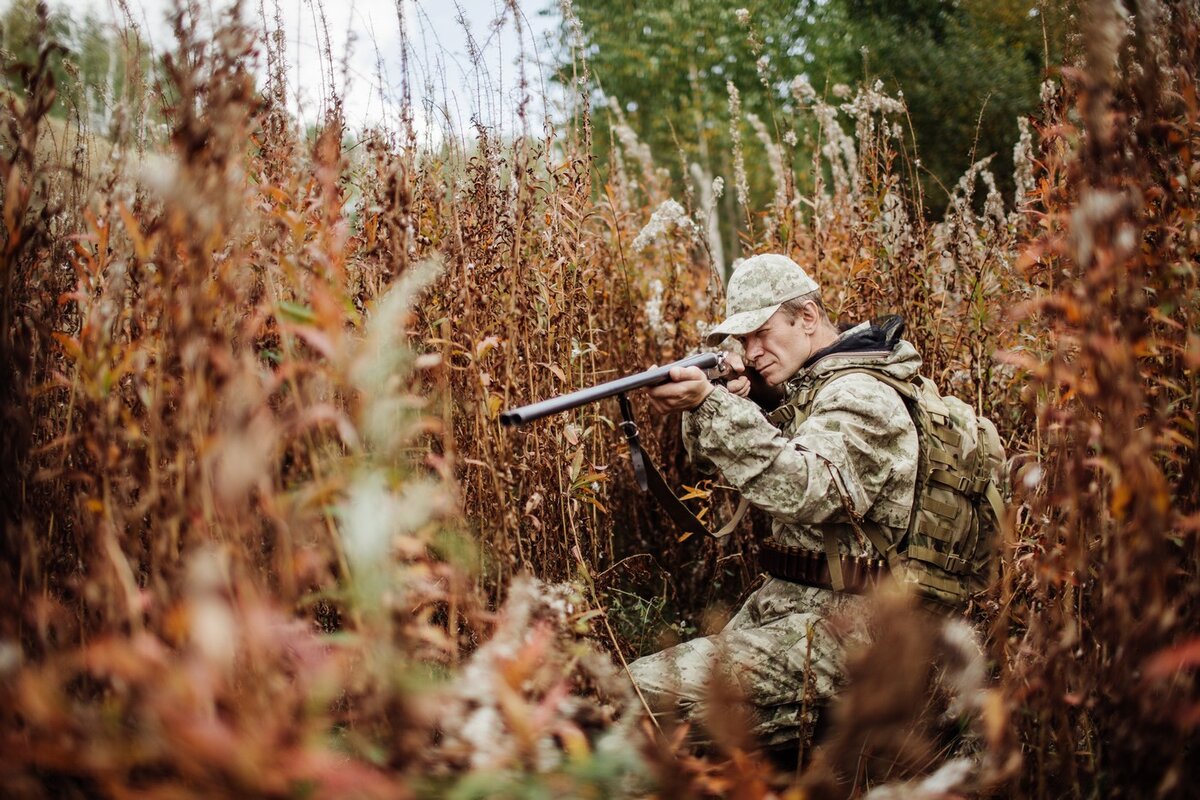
[1,0,1197,797]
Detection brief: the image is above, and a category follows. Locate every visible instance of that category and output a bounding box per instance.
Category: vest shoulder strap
[768,365,919,430]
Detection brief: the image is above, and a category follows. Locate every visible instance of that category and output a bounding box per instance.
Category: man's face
[736,308,814,386]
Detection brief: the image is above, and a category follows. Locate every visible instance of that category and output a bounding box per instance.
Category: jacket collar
[784,315,920,391]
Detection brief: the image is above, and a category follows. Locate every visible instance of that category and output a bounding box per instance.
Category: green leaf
[278,300,317,324]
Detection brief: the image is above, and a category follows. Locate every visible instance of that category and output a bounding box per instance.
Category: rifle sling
[618,394,746,541]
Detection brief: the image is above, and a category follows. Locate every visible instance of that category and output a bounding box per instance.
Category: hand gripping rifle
[500,353,748,540]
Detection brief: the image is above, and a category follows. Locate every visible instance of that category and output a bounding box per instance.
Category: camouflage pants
[626,580,866,748]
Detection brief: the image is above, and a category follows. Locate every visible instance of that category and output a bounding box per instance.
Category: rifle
[499,352,728,426]
[500,352,747,540]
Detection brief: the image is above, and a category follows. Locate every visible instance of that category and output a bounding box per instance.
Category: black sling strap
[617,394,747,541]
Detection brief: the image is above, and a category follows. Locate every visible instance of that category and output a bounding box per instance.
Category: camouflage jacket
[682,324,921,620]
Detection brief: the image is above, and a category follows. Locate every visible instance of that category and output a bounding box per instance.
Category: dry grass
[991,3,1200,794]
[0,0,1197,797]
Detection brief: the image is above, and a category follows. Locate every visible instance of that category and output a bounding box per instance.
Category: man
[628,253,922,748]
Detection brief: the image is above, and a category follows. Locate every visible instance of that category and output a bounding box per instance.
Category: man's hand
[647,366,712,413]
[721,352,752,399]
[647,352,750,413]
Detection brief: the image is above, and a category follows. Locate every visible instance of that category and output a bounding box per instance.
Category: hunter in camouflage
[629,254,921,748]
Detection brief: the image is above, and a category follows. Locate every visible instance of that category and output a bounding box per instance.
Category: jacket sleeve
[681,374,916,527]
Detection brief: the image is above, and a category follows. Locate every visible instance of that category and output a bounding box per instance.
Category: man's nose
[745,337,762,362]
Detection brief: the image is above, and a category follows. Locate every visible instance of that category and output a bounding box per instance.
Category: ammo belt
[760,539,888,594]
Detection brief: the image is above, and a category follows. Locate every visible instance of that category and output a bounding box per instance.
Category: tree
[555,0,1071,215]
[1,0,75,116]
[808,0,1072,207]
[3,0,163,138]
[559,1,806,168]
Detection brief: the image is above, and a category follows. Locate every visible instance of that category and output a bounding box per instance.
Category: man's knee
[626,638,717,712]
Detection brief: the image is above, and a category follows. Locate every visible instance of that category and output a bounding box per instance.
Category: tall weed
[0,0,1196,796]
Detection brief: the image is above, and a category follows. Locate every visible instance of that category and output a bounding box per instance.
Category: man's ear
[801,300,822,333]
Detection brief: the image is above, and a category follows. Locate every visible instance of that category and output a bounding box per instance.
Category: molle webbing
[767,361,1006,607]
[759,539,888,594]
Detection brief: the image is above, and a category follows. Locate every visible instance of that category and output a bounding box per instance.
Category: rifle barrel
[499,352,722,426]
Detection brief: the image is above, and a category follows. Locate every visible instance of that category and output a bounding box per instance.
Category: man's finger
[727,376,751,397]
[670,366,706,382]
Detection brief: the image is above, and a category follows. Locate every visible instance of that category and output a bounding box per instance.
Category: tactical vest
[767,364,1006,608]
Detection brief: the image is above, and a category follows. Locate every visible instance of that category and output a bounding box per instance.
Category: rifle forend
[499,352,726,426]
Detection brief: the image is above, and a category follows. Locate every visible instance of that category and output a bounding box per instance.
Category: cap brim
[703,304,781,346]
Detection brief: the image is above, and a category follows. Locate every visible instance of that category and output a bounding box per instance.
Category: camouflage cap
[704,254,820,345]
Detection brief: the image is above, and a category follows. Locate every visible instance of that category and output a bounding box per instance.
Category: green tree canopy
[2,0,157,129]
[1,0,74,112]
[810,0,1072,205]
[556,1,806,198]
[556,0,1071,214]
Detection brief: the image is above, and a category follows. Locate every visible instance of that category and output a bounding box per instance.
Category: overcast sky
[58,0,563,137]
